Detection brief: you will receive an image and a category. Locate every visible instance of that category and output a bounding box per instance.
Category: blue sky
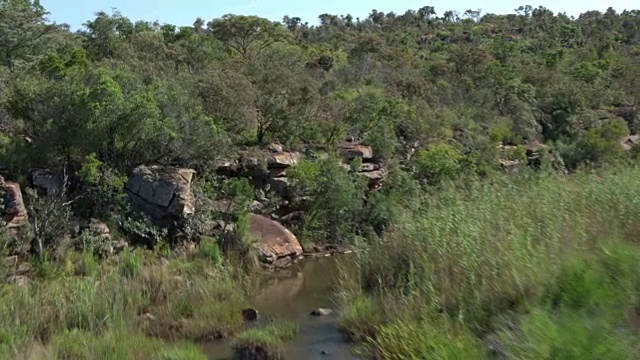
[41,0,639,30]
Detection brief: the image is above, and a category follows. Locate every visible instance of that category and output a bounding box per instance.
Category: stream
[200,254,362,359]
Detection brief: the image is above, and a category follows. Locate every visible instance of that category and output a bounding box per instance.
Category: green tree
[208,14,288,59]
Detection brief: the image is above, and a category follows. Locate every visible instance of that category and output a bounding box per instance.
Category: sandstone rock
[267,143,284,153]
[126,166,196,224]
[30,169,63,196]
[2,182,28,228]
[340,143,373,160]
[267,152,301,168]
[248,214,303,267]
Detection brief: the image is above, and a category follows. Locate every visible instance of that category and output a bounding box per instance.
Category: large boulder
[30,169,63,196]
[2,180,28,229]
[266,152,301,168]
[247,214,303,267]
[125,166,196,224]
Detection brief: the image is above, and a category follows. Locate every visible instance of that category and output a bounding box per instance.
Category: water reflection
[202,255,361,359]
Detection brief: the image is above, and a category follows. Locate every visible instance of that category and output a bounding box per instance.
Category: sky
[41,0,639,30]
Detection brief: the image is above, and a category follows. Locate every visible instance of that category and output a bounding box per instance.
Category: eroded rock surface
[126,166,196,224]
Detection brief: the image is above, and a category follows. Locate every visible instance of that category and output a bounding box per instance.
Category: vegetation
[338,167,640,358]
[231,322,298,360]
[1,0,640,358]
[0,249,248,359]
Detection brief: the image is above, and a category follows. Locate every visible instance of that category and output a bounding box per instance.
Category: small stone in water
[310,308,333,316]
[242,308,259,321]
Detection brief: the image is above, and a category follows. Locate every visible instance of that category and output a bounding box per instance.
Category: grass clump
[339,166,640,358]
[48,328,207,360]
[231,322,298,360]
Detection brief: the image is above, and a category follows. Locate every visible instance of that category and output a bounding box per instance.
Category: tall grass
[0,251,249,359]
[339,166,640,357]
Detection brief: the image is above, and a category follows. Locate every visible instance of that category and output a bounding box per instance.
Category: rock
[248,214,303,267]
[268,177,292,198]
[30,169,63,196]
[125,166,196,224]
[15,262,31,276]
[249,200,266,213]
[113,239,129,254]
[339,143,373,160]
[215,159,241,175]
[267,152,301,168]
[359,163,381,172]
[267,143,284,153]
[500,159,521,170]
[2,182,28,229]
[310,308,333,316]
[359,169,386,181]
[621,135,640,151]
[142,312,157,321]
[269,167,288,178]
[242,308,259,322]
[87,218,110,240]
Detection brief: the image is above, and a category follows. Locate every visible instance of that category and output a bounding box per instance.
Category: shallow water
[201,255,362,359]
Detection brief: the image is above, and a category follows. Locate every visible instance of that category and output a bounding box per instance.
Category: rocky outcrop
[339,142,374,160]
[337,141,387,188]
[125,166,196,224]
[2,178,28,229]
[247,214,303,268]
[267,151,301,168]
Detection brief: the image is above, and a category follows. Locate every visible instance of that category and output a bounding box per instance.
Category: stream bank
[201,254,361,359]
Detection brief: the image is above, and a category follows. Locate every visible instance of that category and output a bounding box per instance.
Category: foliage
[288,157,366,244]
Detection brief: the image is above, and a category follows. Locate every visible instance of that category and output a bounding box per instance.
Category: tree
[208,14,287,59]
[418,6,436,20]
[0,0,56,69]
